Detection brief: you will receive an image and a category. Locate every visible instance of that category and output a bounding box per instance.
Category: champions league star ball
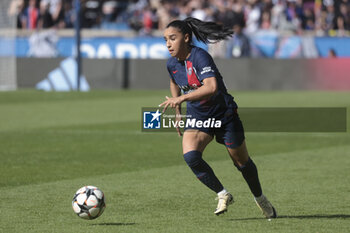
[72,186,106,220]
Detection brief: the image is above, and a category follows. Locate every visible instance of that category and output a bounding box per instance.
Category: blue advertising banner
[1,36,208,59]
[1,34,350,58]
[14,36,170,58]
[275,36,302,58]
[249,31,278,57]
[0,38,16,56]
[314,37,350,57]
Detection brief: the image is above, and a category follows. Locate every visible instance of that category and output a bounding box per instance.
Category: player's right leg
[217,110,277,219]
[182,130,233,215]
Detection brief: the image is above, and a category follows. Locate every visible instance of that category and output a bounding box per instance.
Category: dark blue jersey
[166,46,237,120]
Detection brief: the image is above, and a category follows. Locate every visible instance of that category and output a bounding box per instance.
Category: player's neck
[177,46,192,61]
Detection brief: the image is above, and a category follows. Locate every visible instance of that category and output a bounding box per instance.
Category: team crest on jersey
[187,67,192,75]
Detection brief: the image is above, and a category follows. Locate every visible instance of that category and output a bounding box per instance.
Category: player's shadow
[91,222,136,226]
[230,214,350,221]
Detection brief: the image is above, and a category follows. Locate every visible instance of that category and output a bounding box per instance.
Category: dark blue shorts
[184,108,245,148]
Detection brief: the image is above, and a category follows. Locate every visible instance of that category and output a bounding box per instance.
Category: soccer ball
[72,185,106,220]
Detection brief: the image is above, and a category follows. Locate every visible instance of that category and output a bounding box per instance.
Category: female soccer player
[159,17,277,218]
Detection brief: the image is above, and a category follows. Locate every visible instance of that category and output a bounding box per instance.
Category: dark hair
[166,17,233,44]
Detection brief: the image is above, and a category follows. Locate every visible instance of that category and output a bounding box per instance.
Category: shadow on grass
[230,214,350,221]
[91,222,136,226]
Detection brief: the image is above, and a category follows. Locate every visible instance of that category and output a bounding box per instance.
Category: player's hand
[159,96,184,113]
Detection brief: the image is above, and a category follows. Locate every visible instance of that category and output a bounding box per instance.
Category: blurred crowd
[8,0,350,36]
[6,0,349,58]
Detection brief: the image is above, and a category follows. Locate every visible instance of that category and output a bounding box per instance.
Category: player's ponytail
[184,17,233,44]
[166,17,233,44]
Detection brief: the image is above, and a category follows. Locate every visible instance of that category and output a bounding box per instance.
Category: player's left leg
[182,130,233,215]
[226,141,277,219]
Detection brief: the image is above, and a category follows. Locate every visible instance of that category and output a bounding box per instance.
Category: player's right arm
[170,78,181,99]
[170,79,182,137]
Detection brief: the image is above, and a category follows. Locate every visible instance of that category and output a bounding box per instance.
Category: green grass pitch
[0,90,349,233]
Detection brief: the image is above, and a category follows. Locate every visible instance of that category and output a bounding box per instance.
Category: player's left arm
[181,77,217,101]
[159,77,217,111]
[160,50,217,111]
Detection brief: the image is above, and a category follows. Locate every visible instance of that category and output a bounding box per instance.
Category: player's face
[163,27,190,59]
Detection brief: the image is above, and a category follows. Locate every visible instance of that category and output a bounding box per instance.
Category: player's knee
[233,161,242,171]
[183,150,202,168]
[234,157,254,171]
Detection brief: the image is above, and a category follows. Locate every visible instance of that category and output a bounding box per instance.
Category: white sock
[217,189,228,196]
[254,194,265,201]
